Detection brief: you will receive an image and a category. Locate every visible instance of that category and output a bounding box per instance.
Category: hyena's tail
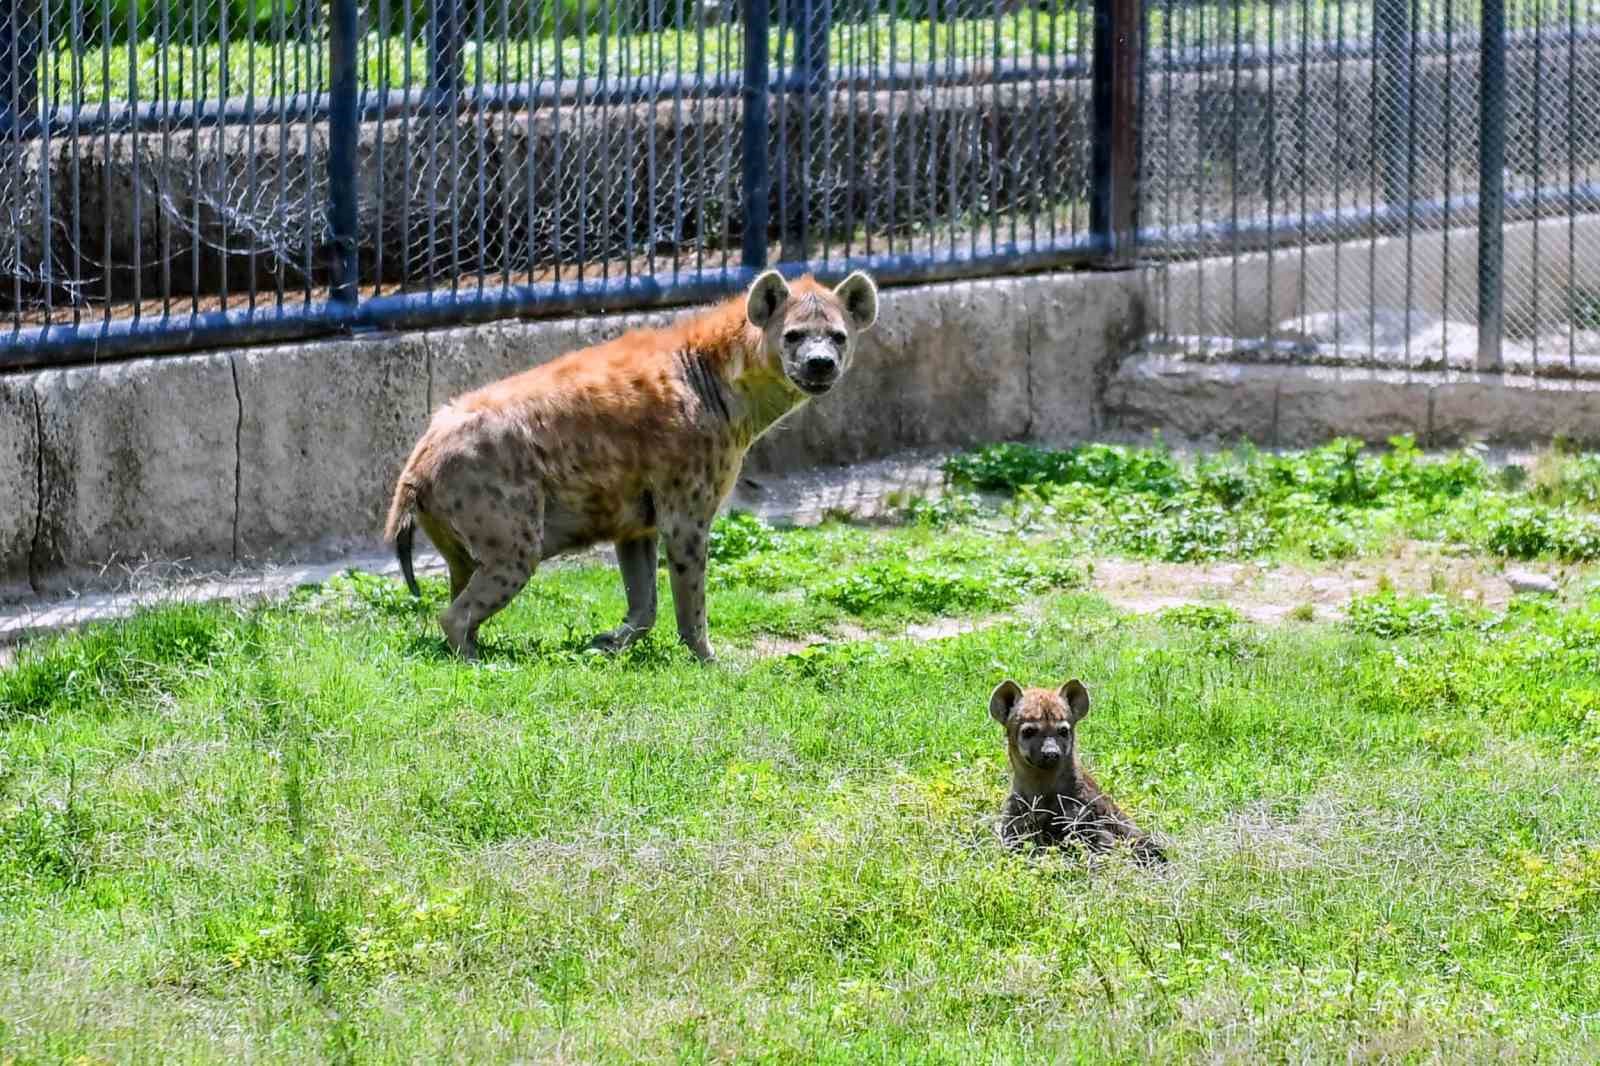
[384,478,422,599]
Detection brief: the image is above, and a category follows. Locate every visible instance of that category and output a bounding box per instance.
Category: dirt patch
[1087,546,1549,625]
[739,548,1578,660]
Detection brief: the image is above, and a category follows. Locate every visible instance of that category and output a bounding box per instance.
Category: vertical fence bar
[0,0,41,138]
[330,0,361,305]
[741,0,772,270]
[1477,0,1505,370]
[1374,0,1411,210]
[1090,0,1141,265]
[779,0,830,259]
[430,0,465,99]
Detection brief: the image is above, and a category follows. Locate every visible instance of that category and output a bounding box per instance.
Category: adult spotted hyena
[383,269,879,661]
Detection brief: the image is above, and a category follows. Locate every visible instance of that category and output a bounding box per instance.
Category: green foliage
[1485,508,1600,561]
[821,561,1000,616]
[0,602,240,723]
[708,510,779,562]
[1157,603,1245,631]
[1344,590,1480,638]
[1498,845,1600,933]
[943,437,1600,564]
[944,440,1185,496]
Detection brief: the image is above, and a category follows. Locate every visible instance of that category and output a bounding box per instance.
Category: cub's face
[745,270,879,397]
[989,678,1091,773]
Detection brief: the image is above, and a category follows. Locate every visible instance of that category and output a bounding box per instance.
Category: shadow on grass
[399,627,692,669]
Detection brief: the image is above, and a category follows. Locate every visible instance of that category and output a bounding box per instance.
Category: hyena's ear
[1059,679,1091,724]
[989,679,1023,725]
[833,270,878,330]
[746,269,791,329]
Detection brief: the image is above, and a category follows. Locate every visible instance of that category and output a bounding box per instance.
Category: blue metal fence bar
[0,0,41,138]
[1374,0,1412,210]
[742,0,772,270]
[329,0,361,305]
[1478,0,1506,370]
[430,0,466,99]
[778,0,833,256]
[13,24,1599,142]
[0,239,1112,368]
[1090,0,1141,264]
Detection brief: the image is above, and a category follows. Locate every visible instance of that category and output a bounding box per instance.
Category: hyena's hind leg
[433,481,545,659]
[588,535,660,652]
[416,511,477,599]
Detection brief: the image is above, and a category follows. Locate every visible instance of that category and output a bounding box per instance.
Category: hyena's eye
[782,330,804,345]
[1057,726,1071,736]
[828,330,848,346]
[1019,726,1039,740]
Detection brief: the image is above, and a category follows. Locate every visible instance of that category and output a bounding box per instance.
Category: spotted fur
[989,678,1167,863]
[384,269,879,661]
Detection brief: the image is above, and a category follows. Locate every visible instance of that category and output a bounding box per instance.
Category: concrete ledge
[1105,354,1600,448]
[1022,271,1144,443]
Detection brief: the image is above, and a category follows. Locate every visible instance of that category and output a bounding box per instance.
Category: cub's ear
[746,269,791,329]
[989,679,1023,725]
[1059,679,1091,724]
[833,270,878,331]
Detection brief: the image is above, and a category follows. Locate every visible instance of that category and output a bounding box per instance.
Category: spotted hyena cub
[383,270,878,661]
[989,678,1167,863]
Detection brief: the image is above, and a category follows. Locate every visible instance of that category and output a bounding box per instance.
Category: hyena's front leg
[663,516,714,662]
[588,535,660,652]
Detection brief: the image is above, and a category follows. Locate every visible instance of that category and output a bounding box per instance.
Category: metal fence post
[430,0,465,100]
[1090,0,1141,266]
[1374,0,1413,213]
[1478,0,1505,370]
[329,0,361,305]
[742,0,773,271]
[0,0,42,138]
[778,0,830,259]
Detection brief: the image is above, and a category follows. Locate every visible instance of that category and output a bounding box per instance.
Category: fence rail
[1,0,1596,370]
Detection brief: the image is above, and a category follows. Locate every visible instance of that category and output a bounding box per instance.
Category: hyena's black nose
[803,354,837,380]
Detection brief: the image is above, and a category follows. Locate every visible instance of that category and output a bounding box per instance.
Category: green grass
[4,439,1600,1061]
[38,0,1548,107]
[946,436,1600,564]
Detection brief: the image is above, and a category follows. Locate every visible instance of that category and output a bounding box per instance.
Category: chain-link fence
[1141,0,1600,373]
[0,0,1101,365]
[1,0,1592,367]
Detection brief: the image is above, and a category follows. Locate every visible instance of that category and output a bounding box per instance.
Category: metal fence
[0,0,1593,370]
[1140,0,1600,372]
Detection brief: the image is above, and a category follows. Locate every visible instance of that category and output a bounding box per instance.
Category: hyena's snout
[791,337,846,395]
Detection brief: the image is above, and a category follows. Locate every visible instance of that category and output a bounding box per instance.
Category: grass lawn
[3,437,1600,1061]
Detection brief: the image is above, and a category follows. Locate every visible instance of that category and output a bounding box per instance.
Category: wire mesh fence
[0,0,1103,365]
[1,0,1598,369]
[1140,0,1600,373]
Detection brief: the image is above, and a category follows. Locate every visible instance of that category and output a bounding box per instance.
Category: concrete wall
[0,270,1140,600]
[1149,215,1600,347]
